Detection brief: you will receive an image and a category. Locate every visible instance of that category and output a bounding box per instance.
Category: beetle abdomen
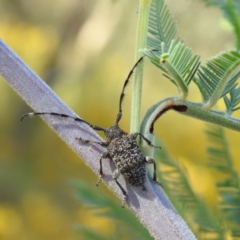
[108,136,146,186]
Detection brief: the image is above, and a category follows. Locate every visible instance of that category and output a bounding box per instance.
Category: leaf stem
[141,97,240,137]
[131,0,151,133]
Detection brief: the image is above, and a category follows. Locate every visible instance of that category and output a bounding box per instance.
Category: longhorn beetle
[21,56,162,207]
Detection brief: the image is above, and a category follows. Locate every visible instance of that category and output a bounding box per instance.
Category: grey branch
[0,39,196,240]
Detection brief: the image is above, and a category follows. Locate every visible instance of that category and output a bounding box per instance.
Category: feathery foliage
[73,181,154,240]
[201,0,240,50]
[224,87,240,115]
[147,0,178,50]
[206,126,240,239]
[144,0,200,99]
[141,0,240,139]
[144,0,240,110]
[196,51,240,108]
[154,141,225,239]
[143,42,200,92]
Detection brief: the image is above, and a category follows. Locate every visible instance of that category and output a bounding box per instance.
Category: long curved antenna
[21,112,106,132]
[116,56,144,124]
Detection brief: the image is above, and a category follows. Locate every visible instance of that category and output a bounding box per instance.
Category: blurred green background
[0,0,239,239]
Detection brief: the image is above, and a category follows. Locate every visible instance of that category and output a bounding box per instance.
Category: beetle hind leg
[145,156,163,188]
[113,169,127,207]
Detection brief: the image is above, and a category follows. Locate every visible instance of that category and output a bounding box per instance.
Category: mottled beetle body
[21,56,162,206]
[107,131,146,187]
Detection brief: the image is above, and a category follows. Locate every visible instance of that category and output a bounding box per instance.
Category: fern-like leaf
[143,0,200,98]
[75,225,108,240]
[195,51,240,108]
[73,180,153,240]
[206,126,240,238]
[202,0,240,50]
[148,0,178,50]
[224,87,240,115]
[143,42,200,98]
[154,142,224,239]
[164,42,200,86]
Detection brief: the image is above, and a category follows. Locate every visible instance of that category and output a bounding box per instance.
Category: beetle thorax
[104,124,127,143]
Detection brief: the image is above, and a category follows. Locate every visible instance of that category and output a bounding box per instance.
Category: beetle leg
[96,152,110,186]
[137,133,161,149]
[76,137,108,147]
[113,169,127,207]
[145,156,163,188]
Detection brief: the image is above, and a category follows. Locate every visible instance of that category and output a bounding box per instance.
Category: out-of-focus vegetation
[0,0,239,239]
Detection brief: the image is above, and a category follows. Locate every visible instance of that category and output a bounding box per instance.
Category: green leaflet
[148,0,178,49]
[224,87,240,114]
[195,51,240,109]
[143,42,200,99]
[206,126,240,238]
[73,180,153,240]
[153,140,225,239]
[202,0,240,50]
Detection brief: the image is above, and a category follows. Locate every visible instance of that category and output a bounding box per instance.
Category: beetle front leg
[145,156,163,188]
[96,151,110,186]
[76,137,109,147]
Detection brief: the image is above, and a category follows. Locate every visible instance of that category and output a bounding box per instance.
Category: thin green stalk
[131,0,151,133]
[141,97,240,137]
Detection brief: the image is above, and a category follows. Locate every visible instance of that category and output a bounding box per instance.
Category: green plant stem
[141,97,240,137]
[131,0,151,133]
